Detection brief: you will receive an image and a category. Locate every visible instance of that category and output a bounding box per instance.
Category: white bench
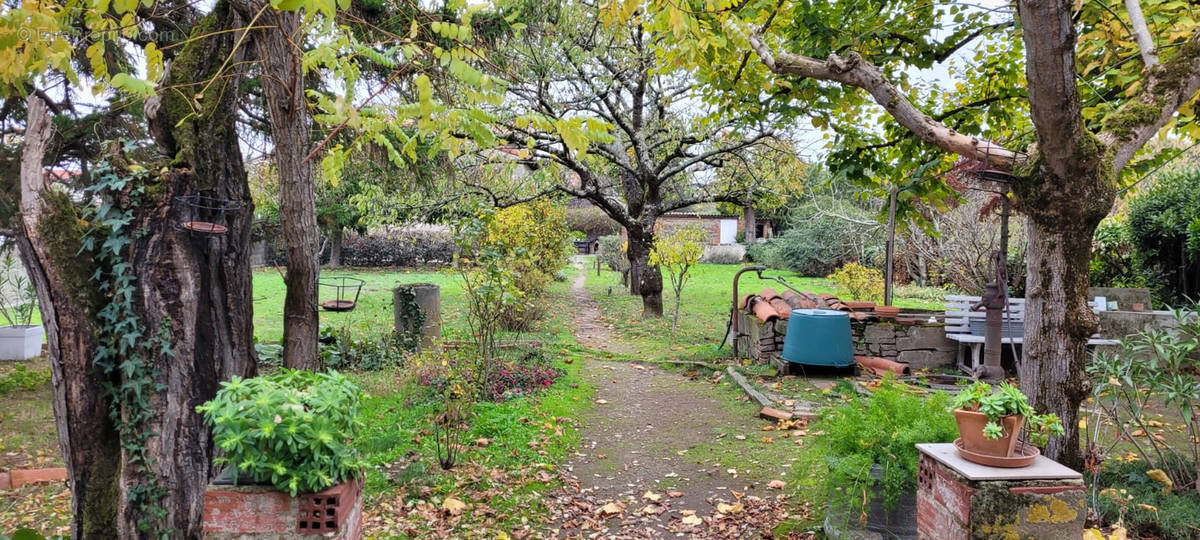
[944,295,1120,373]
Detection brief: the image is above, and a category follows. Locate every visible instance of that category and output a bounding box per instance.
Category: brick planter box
[203,472,363,539]
[916,443,1085,540]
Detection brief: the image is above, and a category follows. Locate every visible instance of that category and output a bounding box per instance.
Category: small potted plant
[951,381,1064,465]
[0,251,42,361]
[197,369,368,537]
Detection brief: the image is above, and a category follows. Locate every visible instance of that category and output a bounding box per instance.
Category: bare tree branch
[1124,0,1160,69]
[747,33,1021,169]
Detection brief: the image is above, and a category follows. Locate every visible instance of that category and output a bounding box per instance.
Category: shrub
[0,363,50,394]
[489,201,578,331]
[341,228,456,267]
[1128,168,1200,305]
[565,207,618,239]
[827,262,884,302]
[196,369,368,495]
[411,346,562,403]
[1090,215,1145,289]
[597,234,629,273]
[1088,306,1200,491]
[317,326,409,371]
[749,196,883,276]
[700,244,745,264]
[814,377,958,517]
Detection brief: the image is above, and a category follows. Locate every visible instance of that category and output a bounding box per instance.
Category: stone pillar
[394,283,441,352]
[916,443,1085,540]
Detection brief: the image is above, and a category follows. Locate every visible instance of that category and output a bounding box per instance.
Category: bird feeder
[319,277,365,312]
[175,194,243,235]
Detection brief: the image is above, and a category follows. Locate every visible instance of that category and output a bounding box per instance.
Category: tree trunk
[1018,219,1103,469]
[239,2,320,369]
[626,225,664,318]
[743,202,756,243]
[328,227,343,268]
[1014,150,1116,468]
[18,3,257,533]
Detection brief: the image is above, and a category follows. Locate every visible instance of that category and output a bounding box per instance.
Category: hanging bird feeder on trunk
[175,194,243,235]
[319,276,364,312]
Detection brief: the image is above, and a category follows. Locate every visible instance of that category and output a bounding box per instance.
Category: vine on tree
[79,152,172,536]
[393,285,425,351]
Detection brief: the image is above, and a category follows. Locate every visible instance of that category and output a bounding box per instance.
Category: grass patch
[1091,459,1200,539]
[252,267,466,343]
[0,359,59,466]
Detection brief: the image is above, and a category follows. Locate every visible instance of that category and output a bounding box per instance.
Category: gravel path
[545,269,805,539]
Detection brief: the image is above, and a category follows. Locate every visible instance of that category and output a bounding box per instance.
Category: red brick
[204,487,295,533]
[10,467,67,488]
[0,472,10,490]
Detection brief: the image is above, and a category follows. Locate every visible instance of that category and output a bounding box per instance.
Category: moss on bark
[36,189,100,315]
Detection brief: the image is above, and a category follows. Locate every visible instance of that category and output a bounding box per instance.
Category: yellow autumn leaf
[1146,469,1172,493]
[442,497,467,515]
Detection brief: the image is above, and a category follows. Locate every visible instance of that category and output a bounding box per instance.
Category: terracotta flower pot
[874,305,900,319]
[954,409,1024,457]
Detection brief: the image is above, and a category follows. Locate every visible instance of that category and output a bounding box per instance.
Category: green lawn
[252,267,467,343]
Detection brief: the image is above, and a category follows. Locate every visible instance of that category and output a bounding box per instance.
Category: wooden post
[394,283,441,352]
[884,185,898,306]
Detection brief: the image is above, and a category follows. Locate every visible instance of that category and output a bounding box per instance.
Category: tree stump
[394,283,441,352]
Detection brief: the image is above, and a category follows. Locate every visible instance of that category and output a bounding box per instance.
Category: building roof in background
[662,203,734,219]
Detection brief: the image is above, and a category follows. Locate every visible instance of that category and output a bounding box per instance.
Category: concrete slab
[916,443,1082,481]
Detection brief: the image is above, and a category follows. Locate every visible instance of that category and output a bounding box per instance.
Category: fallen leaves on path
[547,472,809,539]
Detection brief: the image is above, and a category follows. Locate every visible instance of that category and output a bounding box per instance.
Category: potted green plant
[196,369,368,537]
[0,252,42,361]
[951,381,1064,462]
[817,377,959,538]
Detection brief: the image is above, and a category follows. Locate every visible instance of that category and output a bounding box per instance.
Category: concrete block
[897,349,956,370]
[896,326,957,352]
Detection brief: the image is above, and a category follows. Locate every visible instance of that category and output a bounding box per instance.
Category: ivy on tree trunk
[15,1,258,535]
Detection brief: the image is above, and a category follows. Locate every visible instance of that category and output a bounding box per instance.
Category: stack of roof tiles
[739,288,851,323]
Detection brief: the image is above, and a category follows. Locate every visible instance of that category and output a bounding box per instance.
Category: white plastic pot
[0,325,43,360]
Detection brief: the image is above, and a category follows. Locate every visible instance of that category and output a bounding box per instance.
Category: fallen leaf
[716,502,743,514]
[442,497,467,515]
[1147,469,1173,493]
[681,514,703,526]
[597,502,624,516]
[595,399,609,405]
[641,504,664,515]
[642,491,662,502]
[734,435,747,441]
[668,491,684,498]
[768,480,786,489]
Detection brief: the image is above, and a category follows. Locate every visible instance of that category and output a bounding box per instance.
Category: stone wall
[851,317,958,370]
[736,310,958,370]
